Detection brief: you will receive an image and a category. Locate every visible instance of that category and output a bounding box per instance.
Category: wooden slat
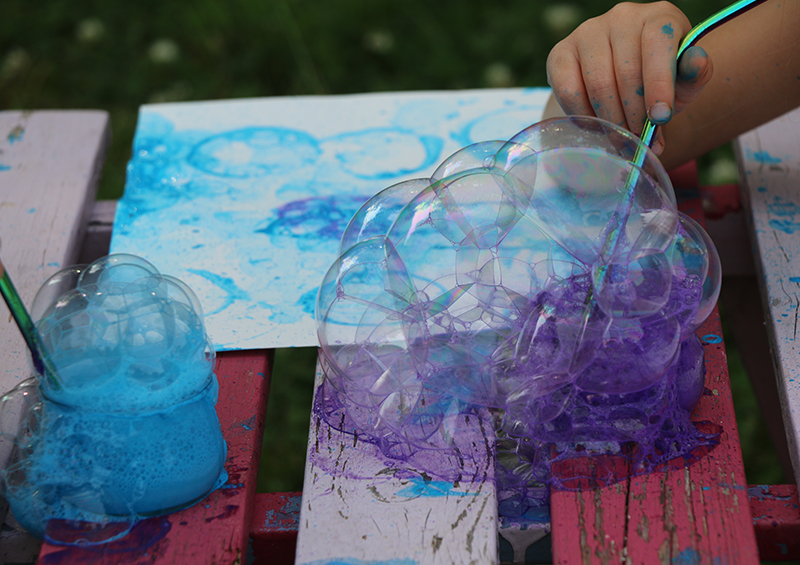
[0,110,110,563]
[0,110,110,401]
[551,310,758,564]
[734,107,800,493]
[249,484,800,565]
[37,349,272,564]
[249,491,302,565]
[749,484,800,561]
[295,362,498,565]
[550,192,760,563]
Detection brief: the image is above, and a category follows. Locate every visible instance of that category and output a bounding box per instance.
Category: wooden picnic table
[0,104,799,564]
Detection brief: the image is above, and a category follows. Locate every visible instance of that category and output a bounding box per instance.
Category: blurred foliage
[2,0,735,199]
[1,0,783,492]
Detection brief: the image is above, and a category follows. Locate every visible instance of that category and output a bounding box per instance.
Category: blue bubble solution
[0,254,227,544]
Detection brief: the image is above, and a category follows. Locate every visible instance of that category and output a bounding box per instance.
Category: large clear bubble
[316,116,721,507]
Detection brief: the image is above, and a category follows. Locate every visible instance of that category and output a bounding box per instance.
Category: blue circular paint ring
[701,334,723,344]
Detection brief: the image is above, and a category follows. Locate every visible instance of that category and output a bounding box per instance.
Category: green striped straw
[0,258,62,390]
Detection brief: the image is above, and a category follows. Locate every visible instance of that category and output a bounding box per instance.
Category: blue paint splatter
[239,415,257,431]
[450,105,543,148]
[256,195,369,246]
[46,262,60,268]
[790,277,800,283]
[8,126,24,144]
[188,127,321,178]
[750,150,782,164]
[326,128,441,180]
[769,219,800,234]
[767,198,800,216]
[27,208,36,214]
[635,85,644,96]
[0,164,11,171]
[186,268,250,316]
[263,494,302,529]
[671,547,700,564]
[757,186,767,193]
[395,476,476,498]
[662,23,674,38]
[299,286,318,316]
[701,334,722,344]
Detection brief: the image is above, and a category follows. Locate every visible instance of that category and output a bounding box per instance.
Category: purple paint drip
[315,116,722,514]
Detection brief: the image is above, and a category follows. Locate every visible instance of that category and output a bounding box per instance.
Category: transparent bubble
[32,255,214,410]
[316,115,722,507]
[666,213,722,336]
[339,178,430,254]
[431,140,506,180]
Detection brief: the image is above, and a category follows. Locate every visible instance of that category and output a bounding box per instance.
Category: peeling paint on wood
[551,187,760,563]
[295,362,498,565]
[734,107,800,494]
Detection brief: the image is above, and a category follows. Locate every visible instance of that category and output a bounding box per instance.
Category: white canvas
[111,88,550,350]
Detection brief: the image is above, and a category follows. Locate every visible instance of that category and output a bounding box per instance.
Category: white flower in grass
[707,157,739,186]
[0,48,31,80]
[76,19,106,43]
[484,62,514,88]
[364,29,395,54]
[543,4,582,37]
[148,39,180,64]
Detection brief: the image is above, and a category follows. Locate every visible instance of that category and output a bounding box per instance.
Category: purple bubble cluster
[316,116,721,509]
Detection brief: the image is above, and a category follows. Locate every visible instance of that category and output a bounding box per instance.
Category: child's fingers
[574,39,627,127]
[674,46,713,114]
[546,43,595,117]
[610,33,648,135]
[651,127,666,156]
[640,11,691,125]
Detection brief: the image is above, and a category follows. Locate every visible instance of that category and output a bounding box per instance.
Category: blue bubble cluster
[316,116,722,504]
[0,254,226,543]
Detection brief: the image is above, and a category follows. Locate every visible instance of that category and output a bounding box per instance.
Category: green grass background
[0,0,785,493]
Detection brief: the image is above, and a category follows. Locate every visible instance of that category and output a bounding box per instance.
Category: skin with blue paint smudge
[545,0,800,171]
[545,2,704,155]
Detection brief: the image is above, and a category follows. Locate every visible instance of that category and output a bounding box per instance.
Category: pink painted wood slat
[247,485,800,565]
[550,187,760,563]
[36,349,272,565]
[249,491,302,565]
[750,484,800,561]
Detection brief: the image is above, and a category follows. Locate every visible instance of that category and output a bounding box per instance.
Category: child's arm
[544,0,800,170]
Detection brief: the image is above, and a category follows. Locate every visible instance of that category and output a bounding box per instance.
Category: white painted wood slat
[734,106,800,491]
[296,362,499,565]
[0,109,110,564]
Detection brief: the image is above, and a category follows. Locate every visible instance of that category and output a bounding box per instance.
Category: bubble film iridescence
[316,116,722,511]
[0,254,226,543]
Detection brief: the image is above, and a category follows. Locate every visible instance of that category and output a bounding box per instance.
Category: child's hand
[545,2,713,154]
